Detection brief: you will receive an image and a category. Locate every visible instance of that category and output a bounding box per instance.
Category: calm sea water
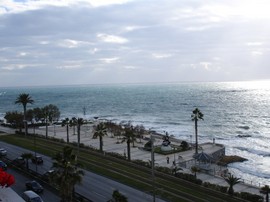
[0,81,270,186]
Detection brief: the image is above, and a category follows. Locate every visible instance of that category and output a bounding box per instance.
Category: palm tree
[51,146,84,202]
[191,108,204,154]
[72,118,85,150]
[21,152,33,171]
[42,104,61,138]
[260,185,270,202]
[224,174,241,195]
[121,125,136,161]
[15,93,34,136]
[191,166,200,178]
[62,118,70,143]
[93,122,107,152]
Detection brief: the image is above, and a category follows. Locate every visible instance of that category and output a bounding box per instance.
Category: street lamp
[151,134,156,202]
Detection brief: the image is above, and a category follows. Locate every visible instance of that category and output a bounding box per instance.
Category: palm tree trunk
[195,119,198,154]
[23,107,27,136]
[99,136,103,151]
[127,141,131,161]
[45,119,48,138]
[66,125,69,143]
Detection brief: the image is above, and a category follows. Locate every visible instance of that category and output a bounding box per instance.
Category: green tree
[42,104,60,138]
[4,111,24,132]
[223,175,241,195]
[15,93,34,136]
[191,108,204,154]
[62,118,70,143]
[72,118,85,150]
[191,166,200,178]
[121,124,136,161]
[21,152,33,171]
[51,146,84,202]
[93,122,107,152]
[260,185,270,202]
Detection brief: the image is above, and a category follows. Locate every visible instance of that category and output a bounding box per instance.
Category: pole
[151,134,155,202]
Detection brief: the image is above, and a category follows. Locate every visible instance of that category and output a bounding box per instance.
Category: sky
[0,0,270,87]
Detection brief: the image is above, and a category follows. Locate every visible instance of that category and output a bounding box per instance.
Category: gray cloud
[0,0,270,87]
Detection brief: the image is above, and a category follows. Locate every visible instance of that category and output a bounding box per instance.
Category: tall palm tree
[51,146,84,202]
[93,122,107,152]
[191,108,204,154]
[223,174,241,195]
[21,152,33,171]
[260,185,270,202]
[62,118,70,143]
[15,93,34,136]
[121,125,136,161]
[72,118,85,150]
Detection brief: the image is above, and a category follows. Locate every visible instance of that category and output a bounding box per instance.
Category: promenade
[0,124,263,197]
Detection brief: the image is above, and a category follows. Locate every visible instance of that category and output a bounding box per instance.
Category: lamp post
[151,134,155,202]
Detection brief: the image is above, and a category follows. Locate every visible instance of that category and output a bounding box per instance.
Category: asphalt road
[0,140,166,202]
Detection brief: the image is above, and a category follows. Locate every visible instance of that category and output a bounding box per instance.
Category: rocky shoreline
[217,155,248,166]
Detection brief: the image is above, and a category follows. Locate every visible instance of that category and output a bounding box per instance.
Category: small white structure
[0,187,25,202]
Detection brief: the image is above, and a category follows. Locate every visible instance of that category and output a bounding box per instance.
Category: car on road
[25,180,44,193]
[22,190,44,202]
[12,157,26,167]
[31,156,43,164]
[0,161,7,170]
[0,148,7,156]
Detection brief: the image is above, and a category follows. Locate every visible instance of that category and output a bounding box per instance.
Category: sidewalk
[1,124,263,197]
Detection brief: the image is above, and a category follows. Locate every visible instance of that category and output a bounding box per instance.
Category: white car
[0,148,7,156]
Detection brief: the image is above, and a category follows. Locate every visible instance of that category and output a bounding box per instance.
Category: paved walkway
[0,124,263,197]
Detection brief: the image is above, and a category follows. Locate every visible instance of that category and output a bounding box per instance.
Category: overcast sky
[0,0,270,87]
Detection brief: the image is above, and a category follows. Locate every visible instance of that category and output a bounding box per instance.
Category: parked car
[22,190,43,202]
[0,148,7,156]
[25,180,44,193]
[0,161,7,170]
[12,157,25,167]
[31,156,43,164]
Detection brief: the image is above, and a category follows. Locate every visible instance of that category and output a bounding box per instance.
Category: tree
[4,111,24,132]
[15,93,34,136]
[191,108,204,154]
[42,104,60,138]
[260,185,270,202]
[72,118,85,150]
[223,174,241,195]
[51,146,84,202]
[191,166,200,178]
[21,153,33,171]
[121,124,136,161]
[62,118,70,143]
[93,122,107,152]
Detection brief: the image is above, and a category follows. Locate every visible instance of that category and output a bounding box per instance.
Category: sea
[0,81,269,187]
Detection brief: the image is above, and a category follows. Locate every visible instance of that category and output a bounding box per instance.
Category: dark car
[12,157,25,167]
[31,156,43,164]
[0,161,7,171]
[25,180,44,193]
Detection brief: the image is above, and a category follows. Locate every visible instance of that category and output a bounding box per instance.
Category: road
[0,140,166,202]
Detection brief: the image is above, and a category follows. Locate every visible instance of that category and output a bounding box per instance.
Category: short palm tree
[260,185,270,202]
[15,93,34,136]
[62,118,70,143]
[191,166,200,178]
[51,146,84,202]
[21,152,33,171]
[93,122,107,152]
[191,108,204,154]
[224,174,241,195]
